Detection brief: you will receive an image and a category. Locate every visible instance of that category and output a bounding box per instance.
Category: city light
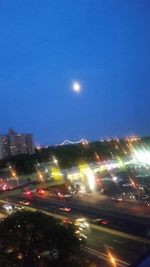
[12,172,16,178]
[86,169,95,191]
[52,156,58,165]
[95,152,100,160]
[37,172,44,183]
[9,166,18,183]
[82,140,89,147]
[133,148,150,165]
[108,251,117,267]
[112,176,117,182]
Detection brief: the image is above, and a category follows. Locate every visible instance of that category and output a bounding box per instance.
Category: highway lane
[28,191,150,220]
[30,190,150,222]
[6,194,150,245]
[1,184,149,222]
[71,193,150,219]
[8,193,150,238]
[0,180,149,218]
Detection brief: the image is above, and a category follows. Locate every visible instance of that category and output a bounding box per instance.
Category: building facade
[0,129,35,159]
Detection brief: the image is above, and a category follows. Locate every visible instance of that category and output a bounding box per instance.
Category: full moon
[72,82,80,92]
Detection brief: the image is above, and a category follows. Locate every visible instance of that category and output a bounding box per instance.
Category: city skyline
[0,128,34,159]
[0,1,150,144]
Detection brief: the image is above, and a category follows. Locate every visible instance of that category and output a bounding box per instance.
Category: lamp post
[52,156,58,165]
[9,166,19,186]
[108,251,117,267]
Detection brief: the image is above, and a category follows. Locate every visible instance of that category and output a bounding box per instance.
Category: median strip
[90,223,150,245]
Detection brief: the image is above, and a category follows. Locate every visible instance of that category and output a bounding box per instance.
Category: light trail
[83,246,129,267]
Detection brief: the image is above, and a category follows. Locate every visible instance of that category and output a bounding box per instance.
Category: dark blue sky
[0,0,150,145]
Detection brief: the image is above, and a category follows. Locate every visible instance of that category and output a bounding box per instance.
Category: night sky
[0,0,150,145]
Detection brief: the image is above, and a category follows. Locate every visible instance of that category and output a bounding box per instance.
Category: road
[3,192,149,266]
[72,193,150,219]
[8,191,150,237]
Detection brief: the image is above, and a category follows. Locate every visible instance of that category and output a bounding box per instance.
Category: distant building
[0,128,35,159]
[0,135,9,160]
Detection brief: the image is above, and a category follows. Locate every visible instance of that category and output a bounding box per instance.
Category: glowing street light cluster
[86,169,95,191]
[133,148,150,165]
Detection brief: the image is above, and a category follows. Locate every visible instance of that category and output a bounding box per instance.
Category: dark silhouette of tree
[0,211,89,267]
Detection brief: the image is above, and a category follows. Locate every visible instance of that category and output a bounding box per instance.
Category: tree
[0,211,89,267]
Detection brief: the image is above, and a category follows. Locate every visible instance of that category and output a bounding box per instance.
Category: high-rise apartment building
[0,135,9,160]
[0,129,35,159]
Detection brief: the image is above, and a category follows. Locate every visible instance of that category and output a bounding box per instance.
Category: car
[112,196,123,202]
[2,203,13,212]
[19,200,30,206]
[23,191,32,196]
[62,219,69,224]
[36,189,45,195]
[93,218,110,225]
[57,192,64,198]
[14,204,24,211]
[57,192,72,199]
[64,193,72,198]
[74,218,90,230]
[59,207,72,212]
[75,229,87,241]
[61,218,74,225]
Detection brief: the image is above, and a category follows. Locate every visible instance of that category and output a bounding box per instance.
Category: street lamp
[37,172,44,183]
[9,166,19,185]
[52,156,58,165]
[108,252,117,267]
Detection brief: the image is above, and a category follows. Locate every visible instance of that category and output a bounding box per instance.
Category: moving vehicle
[19,200,30,206]
[36,189,46,195]
[74,218,90,230]
[59,207,72,212]
[93,218,110,225]
[75,229,87,242]
[111,196,123,202]
[2,203,13,212]
[14,204,24,211]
